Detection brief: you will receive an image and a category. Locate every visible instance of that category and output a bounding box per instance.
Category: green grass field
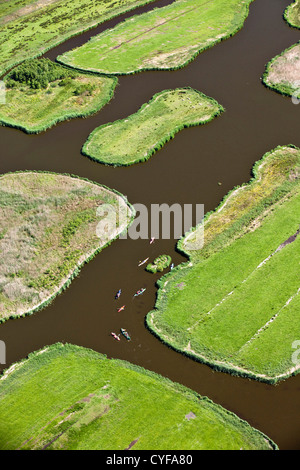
[57,0,253,75]
[82,88,224,165]
[0,172,134,322]
[0,61,117,133]
[146,146,300,383]
[0,343,277,450]
[0,0,158,76]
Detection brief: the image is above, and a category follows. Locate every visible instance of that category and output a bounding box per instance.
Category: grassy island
[0,59,117,133]
[146,255,172,273]
[263,42,300,99]
[284,0,300,28]
[263,2,300,99]
[0,343,277,450]
[0,171,134,323]
[0,0,159,76]
[82,88,224,166]
[146,146,300,383]
[57,0,253,75]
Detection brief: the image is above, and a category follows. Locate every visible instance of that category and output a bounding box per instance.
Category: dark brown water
[0,0,299,450]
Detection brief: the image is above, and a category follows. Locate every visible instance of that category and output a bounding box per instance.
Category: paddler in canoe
[120,328,131,341]
[115,289,122,299]
[138,258,149,267]
[111,332,120,341]
[134,288,146,297]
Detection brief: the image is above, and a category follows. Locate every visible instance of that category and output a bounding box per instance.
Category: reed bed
[0,171,134,323]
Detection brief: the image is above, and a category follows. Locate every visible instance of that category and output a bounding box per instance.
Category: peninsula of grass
[0,59,117,133]
[57,0,253,75]
[0,171,134,323]
[146,255,172,273]
[284,0,300,28]
[0,0,159,76]
[82,88,224,166]
[146,146,300,384]
[263,42,300,99]
[0,343,278,450]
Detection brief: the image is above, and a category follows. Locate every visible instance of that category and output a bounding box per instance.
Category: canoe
[121,328,131,341]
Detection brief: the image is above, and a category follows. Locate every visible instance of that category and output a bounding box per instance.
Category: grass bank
[82,88,224,166]
[146,146,300,383]
[0,171,134,323]
[57,0,253,75]
[0,0,159,77]
[0,343,278,450]
[0,59,117,134]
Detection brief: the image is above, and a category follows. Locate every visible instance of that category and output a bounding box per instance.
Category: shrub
[6,58,76,89]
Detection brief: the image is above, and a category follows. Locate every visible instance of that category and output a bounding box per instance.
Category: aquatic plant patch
[57,0,254,75]
[146,255,172,273]
[146,146,300,383]
[0,343,277,450]
[0,172,134,322]
[82,88,224,166]
[0,59,117,133]
[0,0,158,76]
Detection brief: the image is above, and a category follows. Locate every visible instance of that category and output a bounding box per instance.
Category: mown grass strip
[57,0,254,75]
[82,88,224,166]
[146,146,300,383]
[0,343,278,450]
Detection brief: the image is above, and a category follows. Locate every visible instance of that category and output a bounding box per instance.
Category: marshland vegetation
[0,171,134,322]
